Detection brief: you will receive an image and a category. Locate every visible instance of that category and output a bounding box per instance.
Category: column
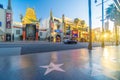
[22,24,26,40]
[36,23,39,40]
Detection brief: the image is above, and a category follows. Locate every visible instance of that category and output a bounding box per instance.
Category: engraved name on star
[40,62,65,75]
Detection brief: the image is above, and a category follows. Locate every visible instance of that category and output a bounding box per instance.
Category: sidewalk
[0,46,119,80]
[0,47,21,57]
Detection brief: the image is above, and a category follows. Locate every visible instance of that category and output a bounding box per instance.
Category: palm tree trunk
[115,23,119,46]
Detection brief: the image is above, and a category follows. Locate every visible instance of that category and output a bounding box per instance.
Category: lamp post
[115,23,119,46]
[101,0,105,47]
[88,0,92,50]
[95,0,105,47]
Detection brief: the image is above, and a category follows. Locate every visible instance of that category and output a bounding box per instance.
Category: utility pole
[88,0,92,50]
[95,0,105,47]
[113,0,119,45]
[115,23,119,46]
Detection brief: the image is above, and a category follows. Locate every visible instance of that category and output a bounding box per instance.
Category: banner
[6,13,12,29]
[0,22,2,27]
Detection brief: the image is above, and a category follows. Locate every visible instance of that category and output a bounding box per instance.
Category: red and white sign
[6,13,12,29]
[72,30,78,38]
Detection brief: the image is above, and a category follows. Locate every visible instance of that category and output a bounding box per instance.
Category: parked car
[63,39,77,44]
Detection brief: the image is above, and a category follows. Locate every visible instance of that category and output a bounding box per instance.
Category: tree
[74,18,80,28]
[106,4,120,25]
[106,4,120,45]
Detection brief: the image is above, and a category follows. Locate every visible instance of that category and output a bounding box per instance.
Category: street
[0,46,120,80]
[0,41,115,55]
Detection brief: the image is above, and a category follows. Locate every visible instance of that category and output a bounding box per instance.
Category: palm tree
[74,18,80,28]
[106,4,120,45]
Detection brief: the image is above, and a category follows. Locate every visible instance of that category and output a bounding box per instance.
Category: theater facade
[21,8,40,40]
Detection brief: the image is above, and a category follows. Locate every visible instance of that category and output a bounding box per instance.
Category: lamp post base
[88,43,92,50]
[101,42,104,48]
[116,41,119,46]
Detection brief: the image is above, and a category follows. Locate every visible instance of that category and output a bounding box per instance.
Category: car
[63,39,77,44]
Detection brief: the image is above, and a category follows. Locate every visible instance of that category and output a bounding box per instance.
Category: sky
[0,0,113,28]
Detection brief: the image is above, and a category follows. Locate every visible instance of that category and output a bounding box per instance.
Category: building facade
[0,0,13,42]
[12,22,22,41]
[0,4,6,41]
[41,12,89,42]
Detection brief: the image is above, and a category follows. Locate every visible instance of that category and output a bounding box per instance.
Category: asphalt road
[0,42,114,55]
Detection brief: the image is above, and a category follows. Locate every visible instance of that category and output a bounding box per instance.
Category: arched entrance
[26,24,36,40]
[47,36,53,42]
[56,34,61,42]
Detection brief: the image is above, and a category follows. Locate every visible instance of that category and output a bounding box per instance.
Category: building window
[16,30,20,35]
[40,32,42,36]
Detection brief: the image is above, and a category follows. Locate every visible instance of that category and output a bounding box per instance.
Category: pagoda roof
[22,8,39,24]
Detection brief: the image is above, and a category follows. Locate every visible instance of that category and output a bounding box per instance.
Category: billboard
[6,13,12,29]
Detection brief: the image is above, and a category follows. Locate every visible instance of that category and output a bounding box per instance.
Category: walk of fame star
[40,62,65,75]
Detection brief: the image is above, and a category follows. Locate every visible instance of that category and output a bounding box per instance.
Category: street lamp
[101,0,105,48]
[88,0,92,50]
[95,0,105,48]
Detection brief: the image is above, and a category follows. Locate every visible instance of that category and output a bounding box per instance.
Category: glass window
[40,32,42,36]
[16,30,20,35]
